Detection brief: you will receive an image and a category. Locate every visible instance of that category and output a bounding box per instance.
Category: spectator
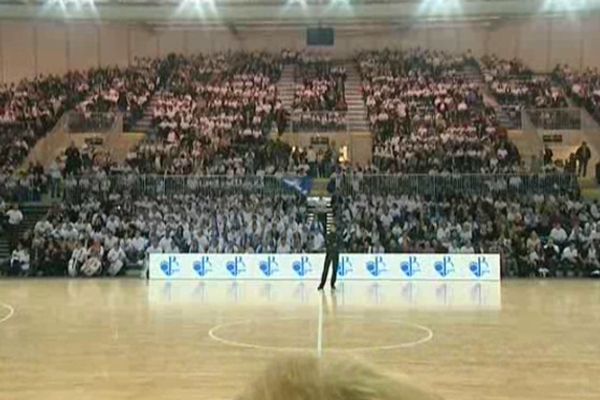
[576,141,592,177]
[337,191,600,278]
[9,241,30,276]
[22,192,322,276]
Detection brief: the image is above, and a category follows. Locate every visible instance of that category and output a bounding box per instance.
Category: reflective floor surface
[1,279,599,400]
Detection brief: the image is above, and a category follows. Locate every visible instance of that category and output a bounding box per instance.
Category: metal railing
[1,172,580,204]
[65,111,122,134]
[500,105,523,129]
[520,109,544,172]
[337,173,578,197]
[290,110,349,134]
[57,174,293,202]
[0,174,297,203]
[527,108,582,130]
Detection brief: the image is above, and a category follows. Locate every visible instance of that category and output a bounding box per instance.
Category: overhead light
[541,0,588,12]
[175,0,217,19]
[43,0,97,17]
[417,0,463,16]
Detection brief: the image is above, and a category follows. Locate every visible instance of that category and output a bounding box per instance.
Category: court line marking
[0,302,15,325]
[317,294,324,357]
[208,316,433,353]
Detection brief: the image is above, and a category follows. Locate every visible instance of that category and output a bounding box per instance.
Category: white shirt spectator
[549,226,568,244]
[562,246,579,263]
[7,208,23,226]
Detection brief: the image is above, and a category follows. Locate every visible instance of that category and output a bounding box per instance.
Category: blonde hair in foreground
[236,354,443,400]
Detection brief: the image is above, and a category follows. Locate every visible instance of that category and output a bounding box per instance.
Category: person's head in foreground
[235,354,442,400]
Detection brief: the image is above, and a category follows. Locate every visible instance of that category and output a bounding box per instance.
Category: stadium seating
[1,49,597,278]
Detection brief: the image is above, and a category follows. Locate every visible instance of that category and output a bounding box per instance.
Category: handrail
[64,111,122,134]
[336,172,578,197]
[0,172,579,204]
[525,108,582,130]
[289,110,349,134]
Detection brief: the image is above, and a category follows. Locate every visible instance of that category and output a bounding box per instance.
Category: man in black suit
[318,226,341,291]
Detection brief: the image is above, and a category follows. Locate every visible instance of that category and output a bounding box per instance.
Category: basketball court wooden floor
[1,279,599,400]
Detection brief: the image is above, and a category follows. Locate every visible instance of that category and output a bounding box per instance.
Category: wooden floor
[1,279,600,400]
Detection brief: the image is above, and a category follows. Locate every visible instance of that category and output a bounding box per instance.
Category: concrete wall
[0,17,599,83]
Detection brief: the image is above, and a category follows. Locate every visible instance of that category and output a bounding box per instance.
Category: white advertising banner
[337,253,501,281]
[149,253,325,280]
[149,253,500,281]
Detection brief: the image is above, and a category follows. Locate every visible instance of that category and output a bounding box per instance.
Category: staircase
[344,62,368,132]
[21,204,51,236]
[130,91,162,134]
[511,109,544,171]
[0,238,9,263]
[277,65,295,110]
[463,63,520,130]
[463,64,484,86]
[497,107,521,130]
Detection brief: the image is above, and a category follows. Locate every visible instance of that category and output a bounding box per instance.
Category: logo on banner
[293,256,312,277]
[226,256,246,277]
[259,256,279,277]
[400,256,421,277]
[193,256,212,277]
[338,256,353,277]
[434,256,455,278]
[160,256,181,277]
[366,256,387,277]
[469,257,490,278]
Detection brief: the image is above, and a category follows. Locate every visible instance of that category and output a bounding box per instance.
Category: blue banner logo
[193,256,212,277]
[469,257,490,278]
[338,256,353,277]
[400,256,421,277]
[292,256,312,277]
[434,256,455,278]
[160,256,181,277]
[259,256,279,277]
[366,256,387,277]
[226,256,246,277]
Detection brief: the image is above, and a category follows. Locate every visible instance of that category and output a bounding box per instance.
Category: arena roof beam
[0,0,598,22]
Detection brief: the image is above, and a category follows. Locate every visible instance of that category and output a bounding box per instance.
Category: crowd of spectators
[123,52,288,175]
[0,56,170,177]
[555,64,600,122]
[2,49,599,280]
[292,53,347,132]
[8,193,324,276]
[0,74,72,173]
[74,57,166,126]
[358,48,520,173]
[337,192,600,277]
[482,55,567,110]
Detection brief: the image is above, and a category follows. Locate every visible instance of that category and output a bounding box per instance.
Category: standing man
[318,225,341,291]
[576,141,592,177]
[543,146,553,166]
[6,204,23,250]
